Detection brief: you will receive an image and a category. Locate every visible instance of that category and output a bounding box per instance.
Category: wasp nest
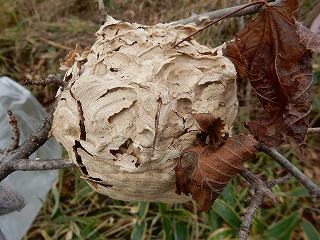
[52,17,238,203]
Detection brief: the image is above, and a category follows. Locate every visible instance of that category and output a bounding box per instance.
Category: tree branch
[97,0,108,22]
[307,127,320,133]
[256,144,320,200]
[238,168,291,240]
[0,107,76,182]
[170,0,280,26]
[24,74,66,88]
[9,158,75,171]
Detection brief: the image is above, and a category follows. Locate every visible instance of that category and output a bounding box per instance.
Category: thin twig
[24,74,66,88]
[240,168,276,204]
[307,127,320,133]
[6,109,20,152]
[170,0,279,26]
[268,174,292,187]
[97,0,108,22]
[173,1,270,48]
[257,144,320,199]
[238,189,263,240]
[9,158,75,171]
[239,169,290,240]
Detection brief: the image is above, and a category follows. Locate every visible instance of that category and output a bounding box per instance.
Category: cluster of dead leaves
[175,0,320,211]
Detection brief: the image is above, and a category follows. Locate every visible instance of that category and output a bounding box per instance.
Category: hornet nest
[52,17,238,203]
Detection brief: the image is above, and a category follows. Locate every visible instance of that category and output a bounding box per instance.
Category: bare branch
[238,189,263,240]
[239,169,291,240]
[240,168,276,204]
[170,0,279,26]
[9,158,75,171]
[268,174,292,187]
[173,1,270,48]
[0,113,54,182]
[97,0,108,22]
[6,109,20,152]
[257,144,320,199]
[307,127,320,133]
[24,74,66,88]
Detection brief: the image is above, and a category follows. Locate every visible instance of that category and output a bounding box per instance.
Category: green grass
[0,0,319,239]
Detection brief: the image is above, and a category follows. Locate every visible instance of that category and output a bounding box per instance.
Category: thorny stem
[239,169,291,240]
[173,1,271,48]
[257,144,320,200]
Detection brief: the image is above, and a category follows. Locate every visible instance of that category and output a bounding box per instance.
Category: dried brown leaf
[225,0,320,148]
[192,114,226,146]
[176,135,257,211]
[60,45,91,72]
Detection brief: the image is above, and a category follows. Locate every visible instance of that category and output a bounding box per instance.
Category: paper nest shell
[52,17,238,203]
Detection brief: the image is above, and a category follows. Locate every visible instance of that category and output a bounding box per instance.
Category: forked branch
[0,112,75,182]
[239,168,291,240]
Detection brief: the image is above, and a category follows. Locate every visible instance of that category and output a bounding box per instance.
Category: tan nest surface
[52,17,238,203]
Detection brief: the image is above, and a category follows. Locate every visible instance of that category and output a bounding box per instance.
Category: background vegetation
[0,0,319,239]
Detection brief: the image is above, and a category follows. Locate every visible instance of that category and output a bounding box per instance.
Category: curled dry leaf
[192,113,227,146]
[176,134,257,211]
[60,44,91,73]
[225,0,320,148]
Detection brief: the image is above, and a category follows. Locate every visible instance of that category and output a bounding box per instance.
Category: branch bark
[97,0,108,22]
[9,158,75,171]
[307,127,320,133]
[239,168,291,240]
[0,113,75,182]
[24,74,66,88]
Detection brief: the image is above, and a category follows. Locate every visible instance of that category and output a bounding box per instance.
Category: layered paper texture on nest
[52,17,238,202]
